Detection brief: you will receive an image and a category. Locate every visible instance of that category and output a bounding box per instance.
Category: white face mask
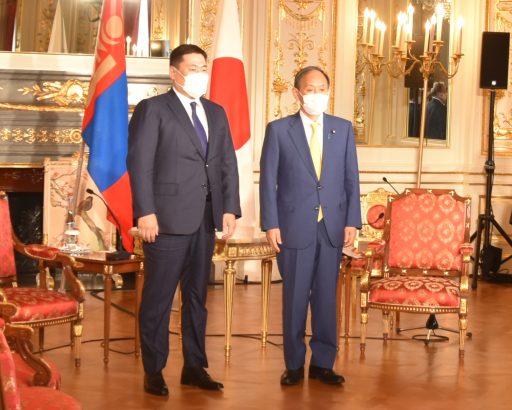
[300,92,329,116]
[175,70,209,99]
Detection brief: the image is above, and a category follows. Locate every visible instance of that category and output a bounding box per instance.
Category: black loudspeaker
[480,32,510,89]
[482,244,502,275]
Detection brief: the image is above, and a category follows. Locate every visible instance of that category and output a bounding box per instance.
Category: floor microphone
[382,177,400,195]
[85,188,131,261]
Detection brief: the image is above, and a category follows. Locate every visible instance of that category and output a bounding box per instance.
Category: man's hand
[138,214,159,243]
[222,213,236,239]
[266,228,282,253]
[344,226,357,247]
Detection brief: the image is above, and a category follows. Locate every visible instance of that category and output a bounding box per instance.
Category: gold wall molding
[17,80,88,107]
[0,128,82,144]
[199,0,219,54]
[266,0,338,124]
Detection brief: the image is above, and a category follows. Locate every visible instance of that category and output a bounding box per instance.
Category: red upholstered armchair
[0,317,81,409]
[0,191,85,367]
[359,189,472,357]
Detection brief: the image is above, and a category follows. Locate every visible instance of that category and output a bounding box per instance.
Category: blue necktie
[190,102,208,156]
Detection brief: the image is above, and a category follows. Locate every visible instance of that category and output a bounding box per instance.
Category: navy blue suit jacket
[127,89,241,235]
[260,112,361,249]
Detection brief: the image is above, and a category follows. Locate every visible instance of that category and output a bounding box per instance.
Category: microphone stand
[86,188,131,261]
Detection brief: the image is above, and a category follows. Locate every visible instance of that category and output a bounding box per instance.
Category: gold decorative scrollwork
[199,0,219,54]
[279,0,324,22]
[152,0,166,40]
[287,32,315,75]
[18,80,89,107]
[0,128,82,144]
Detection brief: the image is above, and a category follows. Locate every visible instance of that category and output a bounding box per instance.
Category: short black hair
[294,66,330,89]
[169,44,207,67]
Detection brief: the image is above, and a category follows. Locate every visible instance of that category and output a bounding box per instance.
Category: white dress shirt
[174,87,209,140]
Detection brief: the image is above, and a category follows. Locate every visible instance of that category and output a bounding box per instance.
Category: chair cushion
[19,386,82,409]
[2,288,78,323]
[387,192,466,271]
[369,276,460,307]
[13,354,61,389]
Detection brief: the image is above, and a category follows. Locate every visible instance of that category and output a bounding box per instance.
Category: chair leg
[72,322,83,367]
[382,311,390,342]
[344,267,352,338]
[360,309,368,354]
[459,315,467,358]
[38,328,44,353]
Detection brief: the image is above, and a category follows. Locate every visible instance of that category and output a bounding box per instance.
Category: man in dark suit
[260,66,361,386]
[425,81,447,140]
[127,44,241,396]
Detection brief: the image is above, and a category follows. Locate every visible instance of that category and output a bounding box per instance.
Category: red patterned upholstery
[24,245,60,260]
[2,288,78,323]
[19,387,82,410]
[0,321,20,410]
[359,189,472,357]
[0,197,16,278]
[388,192,465,271]
[369,276,460,308]
[14,355,61,389]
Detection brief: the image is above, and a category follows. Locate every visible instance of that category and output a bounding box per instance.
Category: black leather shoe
[308,365,345,385]
[144,372,169,396]
[181,366,224,391]
[280,367,304,385]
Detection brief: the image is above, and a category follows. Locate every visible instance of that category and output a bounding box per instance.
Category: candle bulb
[363,8,369,44]
[132,44,137,56]
[424,20,431,54]
[379,23,387,55]
[375,19,381,53]
[435,4,445,41]
[396,12,406,48]
[402,23,411,51]
[457,17,464,54]
[369,10,376,46]
[429,15,436,51]
[407,4,414,34]
[126,36,131,56]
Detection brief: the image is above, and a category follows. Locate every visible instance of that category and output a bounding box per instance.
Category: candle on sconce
[374,19,382,53]
[407,4,414,34]
[402,23,411,51]
[132,44,137,56]
[379,22,387,55]
[435,4,445,41]
[126,36,131,56]
[456,17,464,54]
[369,10,376,46]
[424,20,431,54]
[429,15,436,51]
[363,8,370,44]
[395,12,406,48]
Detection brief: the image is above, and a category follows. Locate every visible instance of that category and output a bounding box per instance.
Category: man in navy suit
[127,44,241,396]
[260,66,361,386]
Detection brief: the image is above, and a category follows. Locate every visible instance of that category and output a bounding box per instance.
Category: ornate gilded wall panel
[484,0,512,155]
[0,69,170,164]
[199,0,219,54]
[265,0,338,123]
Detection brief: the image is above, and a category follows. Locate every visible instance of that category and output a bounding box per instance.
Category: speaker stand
[472,89,512,289]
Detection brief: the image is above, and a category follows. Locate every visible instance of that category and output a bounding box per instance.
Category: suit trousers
[139,201,215,374]
[277,220,342,370]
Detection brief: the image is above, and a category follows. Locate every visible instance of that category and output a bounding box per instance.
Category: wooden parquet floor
[38,277,512,410]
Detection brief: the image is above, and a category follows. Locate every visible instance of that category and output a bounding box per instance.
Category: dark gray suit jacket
[127,89,241,235]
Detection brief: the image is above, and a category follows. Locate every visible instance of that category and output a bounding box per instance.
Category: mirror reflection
[355,0,453,146]
[0,0,188,56]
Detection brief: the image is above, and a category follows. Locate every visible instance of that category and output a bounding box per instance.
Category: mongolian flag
[81,0,133,252]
